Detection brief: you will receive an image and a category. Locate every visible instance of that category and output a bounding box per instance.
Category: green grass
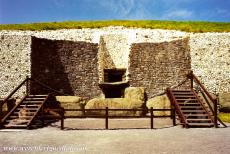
[0,20,230,32]
[219,112,230,123]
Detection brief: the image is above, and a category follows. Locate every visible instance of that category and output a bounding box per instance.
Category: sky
[0,0,230,24]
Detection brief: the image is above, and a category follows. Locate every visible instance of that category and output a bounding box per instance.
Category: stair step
[178,101,199,103]
[28,95,48,98]
[182,110,206,113]
[16,108,39,111]
[186,119,212,122]
[177,101,198,104]
[4,124,28,128]
[178,101,199,104]
[6,119,30,123]
[176,98,197,101]
[173,93,194,95]
[172,90,192,92]
[9,115,33,119]
[185,114,209,117]
[178,103,200,106]
[12,112,35,116]
[188,123,214,127]
[20,104,40,107]
[175,95,196,98]
[22,101,43,104]
[25,98,45,101]
[181,106,202,109]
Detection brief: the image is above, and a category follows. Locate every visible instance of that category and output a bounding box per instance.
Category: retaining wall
[0,35,31,98]
[30,37,100,100]
[190,33,230,93]
[0,28,230,99]
[129,38,191,98]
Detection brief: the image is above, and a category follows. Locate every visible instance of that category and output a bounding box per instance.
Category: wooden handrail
[0,77,29,113]
[200,91,215,114]
[190,72,216,103]
[0,77,68,120]
[200,90,225,128]
[188,71,222,128]
[191,89,214,122]
[29,78,68,96]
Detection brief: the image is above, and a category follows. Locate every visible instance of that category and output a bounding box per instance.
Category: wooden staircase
[167,71,227,128]
[1,95,49,129]
[169,89,214,128]
[0,77,67,129]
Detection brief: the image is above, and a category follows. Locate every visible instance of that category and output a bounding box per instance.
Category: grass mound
[0,20,230,32]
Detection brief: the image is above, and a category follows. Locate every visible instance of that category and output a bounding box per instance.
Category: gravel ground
[0,119,229,154]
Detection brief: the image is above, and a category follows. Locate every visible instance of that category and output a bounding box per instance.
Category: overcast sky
[0,0,230,24]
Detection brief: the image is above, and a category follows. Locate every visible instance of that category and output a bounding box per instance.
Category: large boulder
[85,87,145,116]
[146,95,171,116]
[55,96,84,116]
[124,87,145,110]
[124,87,145,102]
[85,98,144,116]
[219,93,230,112]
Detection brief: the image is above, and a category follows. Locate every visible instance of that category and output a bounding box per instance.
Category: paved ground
[0,119,230,154]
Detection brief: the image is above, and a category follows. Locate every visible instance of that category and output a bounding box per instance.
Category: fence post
[83,107,86,116]
[173,108,176,126]
[190,71,193,89]
[0,99,3,116]
[105,107,108,129]
[26,76,29,95]
[150,107,154,129]
[169,93,173,120]
[41,106,44,127]
[61,108,64,130]
[214,99,218,128]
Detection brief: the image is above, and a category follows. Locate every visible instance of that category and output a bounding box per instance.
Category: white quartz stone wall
[0,27,230,98]
[0,35,31,98]
[101,34,129,69]
[98,34,130,82]
[0,26,188,44]
[190,33,230,93]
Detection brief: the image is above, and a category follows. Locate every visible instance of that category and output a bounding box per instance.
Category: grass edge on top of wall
[0,20,230,32]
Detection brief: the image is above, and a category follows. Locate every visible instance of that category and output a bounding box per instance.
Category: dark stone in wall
[31,37,101,100]
[129,38,191,99]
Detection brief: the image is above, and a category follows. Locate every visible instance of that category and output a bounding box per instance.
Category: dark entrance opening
[99,69,129,98]
[102,86,125,98]
[104,69,126,82]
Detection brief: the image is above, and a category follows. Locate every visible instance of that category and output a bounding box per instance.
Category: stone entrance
[98,34,130,98]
